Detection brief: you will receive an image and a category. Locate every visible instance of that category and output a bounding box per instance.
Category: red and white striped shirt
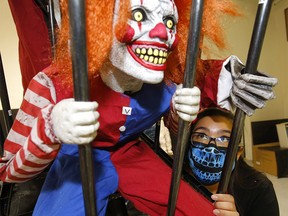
[0,72,60,182]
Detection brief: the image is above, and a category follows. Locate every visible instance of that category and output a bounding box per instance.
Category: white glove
[172,84,200,122]
[51,98,100,144]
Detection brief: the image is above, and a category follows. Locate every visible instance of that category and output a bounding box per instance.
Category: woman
[187,107,279,216]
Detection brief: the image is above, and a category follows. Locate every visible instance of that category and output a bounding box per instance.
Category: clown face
[110,0,179,84]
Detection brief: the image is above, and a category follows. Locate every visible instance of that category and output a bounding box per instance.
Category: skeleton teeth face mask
[188,142,235,186]
[110,0,179,84]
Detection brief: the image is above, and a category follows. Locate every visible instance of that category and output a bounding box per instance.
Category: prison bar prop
[0,52,15,215]
[167,0,205,215]
[0,53,14,156]
[217,0,273,194]
[48,0,56,57]
[68,0,97,215]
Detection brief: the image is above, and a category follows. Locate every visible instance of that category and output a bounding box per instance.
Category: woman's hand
[211,194,239,216]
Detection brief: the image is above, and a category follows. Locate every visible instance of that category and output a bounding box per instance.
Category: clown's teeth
[153,58,158,64]
[148,48,153,55]
[153,49,159,56]
[134,46,169,65]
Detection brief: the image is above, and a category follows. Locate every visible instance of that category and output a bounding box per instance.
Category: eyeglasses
[190,132,230,148]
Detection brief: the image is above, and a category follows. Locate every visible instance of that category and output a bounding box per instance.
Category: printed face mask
[188,142,235,186]
[110,0,179,84]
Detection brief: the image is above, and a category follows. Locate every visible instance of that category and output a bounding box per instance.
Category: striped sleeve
[0,72,61,182]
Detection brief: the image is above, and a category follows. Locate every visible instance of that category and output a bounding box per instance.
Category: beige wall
[233,0,288,160]
[0,0,287,159]
[0,1,22,109]
[202,0,288,159]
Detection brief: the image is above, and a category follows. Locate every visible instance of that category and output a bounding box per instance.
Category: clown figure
[0,0,277,215]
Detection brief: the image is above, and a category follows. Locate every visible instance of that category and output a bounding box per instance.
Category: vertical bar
[167,0,204,215]
[154,120,161,152]
[68,0,97,215]
[0,53,14,156]
[0,53,13,134]
[0,53,14,216]
[285,8,288,41]
[217,0,273,194]
[0,125,4,157]
[48,0,56,57]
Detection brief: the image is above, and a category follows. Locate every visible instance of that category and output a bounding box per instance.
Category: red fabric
[8,0,52,92]
[197,59,225,109]
[111,140,215,216]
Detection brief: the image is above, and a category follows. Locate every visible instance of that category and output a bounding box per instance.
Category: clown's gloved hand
[172,84,200,122]
[51,98,100,144]
[228,56,278,116]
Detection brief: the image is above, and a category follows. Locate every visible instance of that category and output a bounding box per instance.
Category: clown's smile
[128,42,169,71]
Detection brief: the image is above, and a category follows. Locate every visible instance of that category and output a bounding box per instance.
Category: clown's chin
[123,58,165,84]
[139,70,164,84]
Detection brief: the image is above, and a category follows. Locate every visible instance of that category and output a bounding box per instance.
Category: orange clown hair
[168,0,241,84]
[49,0,240,88]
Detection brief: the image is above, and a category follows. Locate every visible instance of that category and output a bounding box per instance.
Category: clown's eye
[163,17,175,30]
[132,8,147,22]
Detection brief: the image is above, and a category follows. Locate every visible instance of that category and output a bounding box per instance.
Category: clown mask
[109,0,179,84]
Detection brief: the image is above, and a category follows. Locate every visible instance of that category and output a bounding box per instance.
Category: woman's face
[109,0,179,84]
[188,115,233,186]
[193,115,232,146]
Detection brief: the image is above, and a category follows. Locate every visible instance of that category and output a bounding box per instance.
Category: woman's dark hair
[190,107,234,132]
[229,156,269,215]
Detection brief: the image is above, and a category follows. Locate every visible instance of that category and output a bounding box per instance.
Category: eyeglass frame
[190,131,230,149]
